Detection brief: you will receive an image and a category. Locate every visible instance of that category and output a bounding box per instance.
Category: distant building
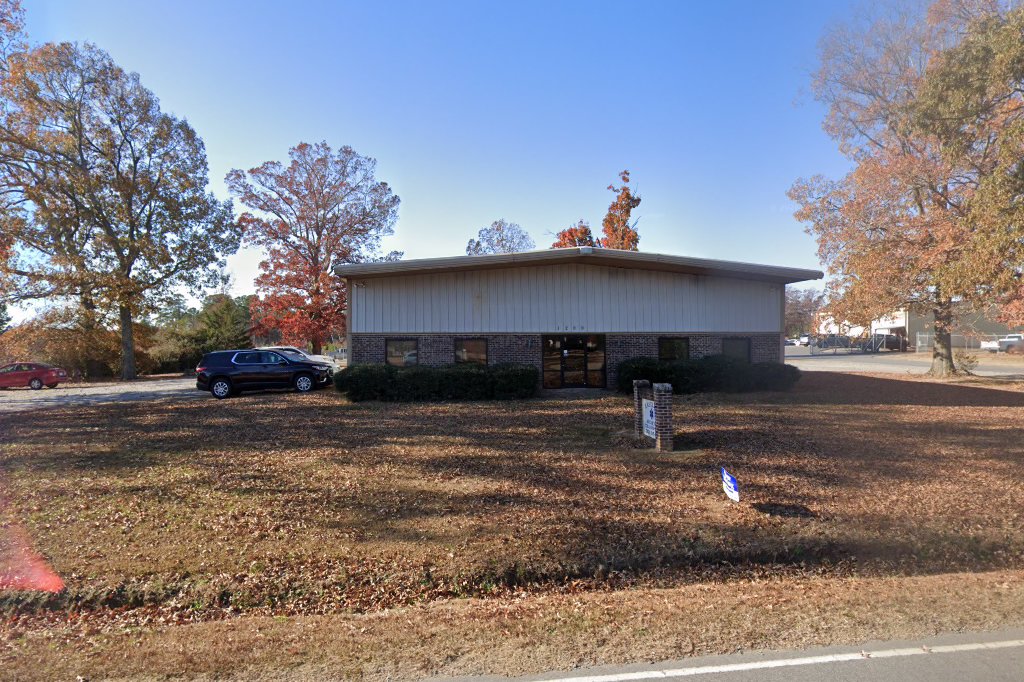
[817,306,1022,349]
[335,247,822,388]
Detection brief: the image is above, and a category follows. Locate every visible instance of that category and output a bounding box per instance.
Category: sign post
[633,380,673,451]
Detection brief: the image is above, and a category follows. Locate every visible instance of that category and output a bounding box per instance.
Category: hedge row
[616,355,801,394]
[334,363,539,402]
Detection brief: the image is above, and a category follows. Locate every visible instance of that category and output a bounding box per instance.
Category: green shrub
[336,363,538,402]
[334,364,395,401]
[748,362,802,391]
[667,359,703,394]
[616,357,673,393]
[693,355,754,393]
[490,363,539,399]
[438,364,491,400]
[393,365,441,401]
[615,355,801,394]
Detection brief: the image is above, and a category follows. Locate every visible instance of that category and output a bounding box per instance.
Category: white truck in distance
[981,334,1024,352]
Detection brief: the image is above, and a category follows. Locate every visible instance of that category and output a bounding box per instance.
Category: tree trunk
[79,296,107,379]
[929,304,957,377]
[119,305,137,381]
[311,339,323,355]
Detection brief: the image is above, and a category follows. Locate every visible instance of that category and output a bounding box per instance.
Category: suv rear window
[200,352,233,367]
[233,351,263,364]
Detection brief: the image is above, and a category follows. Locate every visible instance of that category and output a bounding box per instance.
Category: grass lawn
[2,371,1024,678]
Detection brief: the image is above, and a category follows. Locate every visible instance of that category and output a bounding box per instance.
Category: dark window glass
[203,353,232,366]
[659,337,690,362]
[233,352,262,364]
[262,352,286,364]
[386,339,418,367]
[721,338,751,361]
[455,339,487,364]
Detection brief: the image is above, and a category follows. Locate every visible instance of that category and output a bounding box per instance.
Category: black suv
[196,349,332,399]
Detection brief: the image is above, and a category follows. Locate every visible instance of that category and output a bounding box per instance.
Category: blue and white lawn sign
[721,467,739,502]
[642,398,656,439]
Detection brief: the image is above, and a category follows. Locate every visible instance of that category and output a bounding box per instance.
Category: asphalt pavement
[476,629,1024,682]
[785,345,1024,378]
[2,348,1021,415]
[0,376,197,413]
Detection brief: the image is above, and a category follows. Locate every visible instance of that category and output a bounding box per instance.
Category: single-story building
[335,247,822,389]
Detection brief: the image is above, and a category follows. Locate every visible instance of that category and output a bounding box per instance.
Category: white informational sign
[721,467,739,502]
[642,399,656,439]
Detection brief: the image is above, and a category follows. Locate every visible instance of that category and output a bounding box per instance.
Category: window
[721,338,751,361]
[261,351,286,364]
[454,339,487,365]
[386,339,418,367]
[658,337,690,362]
[233,352,262,364]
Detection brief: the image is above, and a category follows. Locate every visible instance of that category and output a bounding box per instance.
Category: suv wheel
[210,378,233,399]
[29,378,43,390]
[294,374,314,393]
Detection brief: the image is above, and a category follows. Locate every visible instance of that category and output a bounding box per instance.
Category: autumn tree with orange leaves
[550,172,641,250]
[227,142,400,355]
[551,220,596,248]
[601,170,641,250]
[790,1,1024,377]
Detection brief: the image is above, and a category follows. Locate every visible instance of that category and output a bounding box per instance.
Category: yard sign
[721,467,739,502]
[642,399,655,439]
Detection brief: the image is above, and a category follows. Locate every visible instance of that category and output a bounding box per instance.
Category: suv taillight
[196,366,206,373]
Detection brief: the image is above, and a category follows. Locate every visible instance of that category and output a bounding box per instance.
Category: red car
[0,362,69,389]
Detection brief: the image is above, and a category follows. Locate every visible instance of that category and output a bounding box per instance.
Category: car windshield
[276,349,308,360]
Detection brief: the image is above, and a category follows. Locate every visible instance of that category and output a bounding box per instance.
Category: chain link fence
[809,334,904,354]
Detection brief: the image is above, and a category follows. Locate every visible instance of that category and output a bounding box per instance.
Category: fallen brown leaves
[1,371,1023,677]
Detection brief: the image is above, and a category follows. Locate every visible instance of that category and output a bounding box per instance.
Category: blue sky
[27,0,853,304]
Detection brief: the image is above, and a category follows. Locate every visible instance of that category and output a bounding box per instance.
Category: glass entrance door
[542,335,606,388]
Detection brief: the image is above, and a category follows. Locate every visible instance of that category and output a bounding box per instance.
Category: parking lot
[0,377,197,413]
[4,349,1023,415]
[786,345,1024,378]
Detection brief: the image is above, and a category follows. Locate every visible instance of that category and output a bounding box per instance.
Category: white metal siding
[350,263,782,333]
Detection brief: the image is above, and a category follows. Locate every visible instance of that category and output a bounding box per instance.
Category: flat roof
[335,247,823,285]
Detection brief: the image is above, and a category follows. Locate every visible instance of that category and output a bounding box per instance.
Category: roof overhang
[334,247,823,285]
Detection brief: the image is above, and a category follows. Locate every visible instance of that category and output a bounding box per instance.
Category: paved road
[483,629,1024,682]
[0,377,197,413]
[785,346,1024,378]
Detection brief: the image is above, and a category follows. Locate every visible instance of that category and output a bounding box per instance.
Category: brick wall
[606,332,782,389]
[351,332,782,390]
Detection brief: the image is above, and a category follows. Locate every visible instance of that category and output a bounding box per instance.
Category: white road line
[549,639,1024,682]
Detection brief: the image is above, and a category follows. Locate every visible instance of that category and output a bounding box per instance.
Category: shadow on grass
[761,370,1024,407]
[2,372,1023,615]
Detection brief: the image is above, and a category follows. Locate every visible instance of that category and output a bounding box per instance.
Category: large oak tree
[784,287,825,338]
[789,1,1024,376]
[0,42,238,379]
[227,142,400,355]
